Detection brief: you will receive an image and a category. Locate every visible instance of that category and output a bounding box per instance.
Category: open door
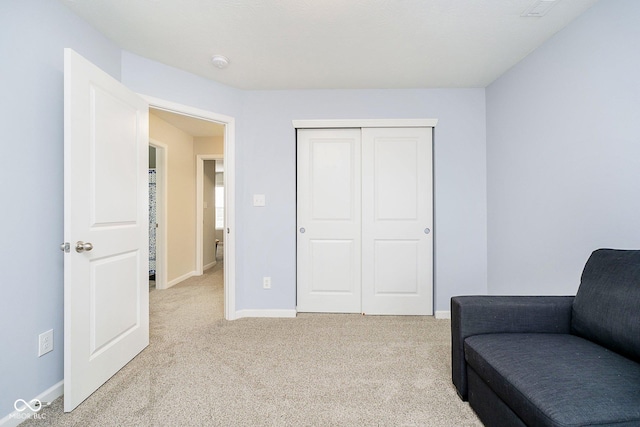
[63,49,149,411]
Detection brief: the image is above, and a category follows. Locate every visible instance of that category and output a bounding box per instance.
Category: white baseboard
[235,309,297,319]
[166,270,197,289]
[435,310,451,319]
[203,261,217,271]
[0,381,63,427]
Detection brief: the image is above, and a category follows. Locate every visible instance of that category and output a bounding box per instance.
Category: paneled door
[296,125,433,315]
[361,127,433,315]
[63,49,149,411]
[296,129,362,313]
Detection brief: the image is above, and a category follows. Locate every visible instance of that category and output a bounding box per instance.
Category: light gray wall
[0,0,122,418]
[239,90,487,312]
[121,51,244,119]
[121,54,488,314]
[486,0,640,295]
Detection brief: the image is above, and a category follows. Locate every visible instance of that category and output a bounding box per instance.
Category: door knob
[75,241,93,253]
[424,228,431,234]
[299,227,306,233]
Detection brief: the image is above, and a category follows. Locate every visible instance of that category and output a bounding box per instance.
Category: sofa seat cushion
[464,333,640,427]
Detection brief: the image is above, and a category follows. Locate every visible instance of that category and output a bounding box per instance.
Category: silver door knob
[75,241,93,253]
[299,227,306,233]
[424,228,431,234]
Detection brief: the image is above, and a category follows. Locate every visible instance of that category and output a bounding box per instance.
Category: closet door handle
[299,227,306,234]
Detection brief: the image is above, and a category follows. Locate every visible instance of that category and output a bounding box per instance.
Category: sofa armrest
[451,295,574,400]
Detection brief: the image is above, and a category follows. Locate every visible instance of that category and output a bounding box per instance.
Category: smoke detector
[211,55,230,69]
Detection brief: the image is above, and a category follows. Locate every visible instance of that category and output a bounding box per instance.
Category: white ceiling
[60,0,599,90]
[150,108,225,137]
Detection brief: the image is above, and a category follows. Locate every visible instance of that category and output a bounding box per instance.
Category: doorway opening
[148,142,167,290]
[144,96,236,320]
[198,158,225,273]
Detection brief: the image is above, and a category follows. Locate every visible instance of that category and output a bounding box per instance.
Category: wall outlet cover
[38,329,54,357]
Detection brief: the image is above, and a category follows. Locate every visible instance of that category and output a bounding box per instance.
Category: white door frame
[196,155,223,274]
[149,139,168,290]
[292,119,438,129]
[144,95,237,321]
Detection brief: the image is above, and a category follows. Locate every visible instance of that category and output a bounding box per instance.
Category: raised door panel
[373,138,419,221]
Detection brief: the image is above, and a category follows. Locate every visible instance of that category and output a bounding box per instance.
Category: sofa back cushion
[572,249,640,363]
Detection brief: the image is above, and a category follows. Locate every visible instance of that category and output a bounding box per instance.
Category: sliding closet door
[361,128,433,315]
[296,126,433,315]
[297,129,362,313]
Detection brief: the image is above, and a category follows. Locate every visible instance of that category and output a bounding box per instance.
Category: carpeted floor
[23,262,481,426]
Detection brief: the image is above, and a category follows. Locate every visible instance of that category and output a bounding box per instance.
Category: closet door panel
[296,129,362,313]
[361,127,433,315]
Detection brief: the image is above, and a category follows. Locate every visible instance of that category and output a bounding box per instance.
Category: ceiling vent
[521,0,560,17]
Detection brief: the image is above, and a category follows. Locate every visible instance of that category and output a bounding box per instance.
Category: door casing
[144,95,237,321]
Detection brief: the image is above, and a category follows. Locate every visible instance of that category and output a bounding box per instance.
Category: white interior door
[63,48,149,411]
[361,127,433,315]
[296,129,362,313]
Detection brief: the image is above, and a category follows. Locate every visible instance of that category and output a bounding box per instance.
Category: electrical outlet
[263,277,272,289]
[38,329,54,357]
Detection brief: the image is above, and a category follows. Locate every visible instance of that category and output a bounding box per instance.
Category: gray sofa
[451,249,640,427]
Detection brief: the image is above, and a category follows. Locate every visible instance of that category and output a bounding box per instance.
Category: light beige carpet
[22,263,481,426]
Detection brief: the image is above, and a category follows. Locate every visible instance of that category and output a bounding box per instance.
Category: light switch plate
[253,194,266,206]
[38,329,54,357]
